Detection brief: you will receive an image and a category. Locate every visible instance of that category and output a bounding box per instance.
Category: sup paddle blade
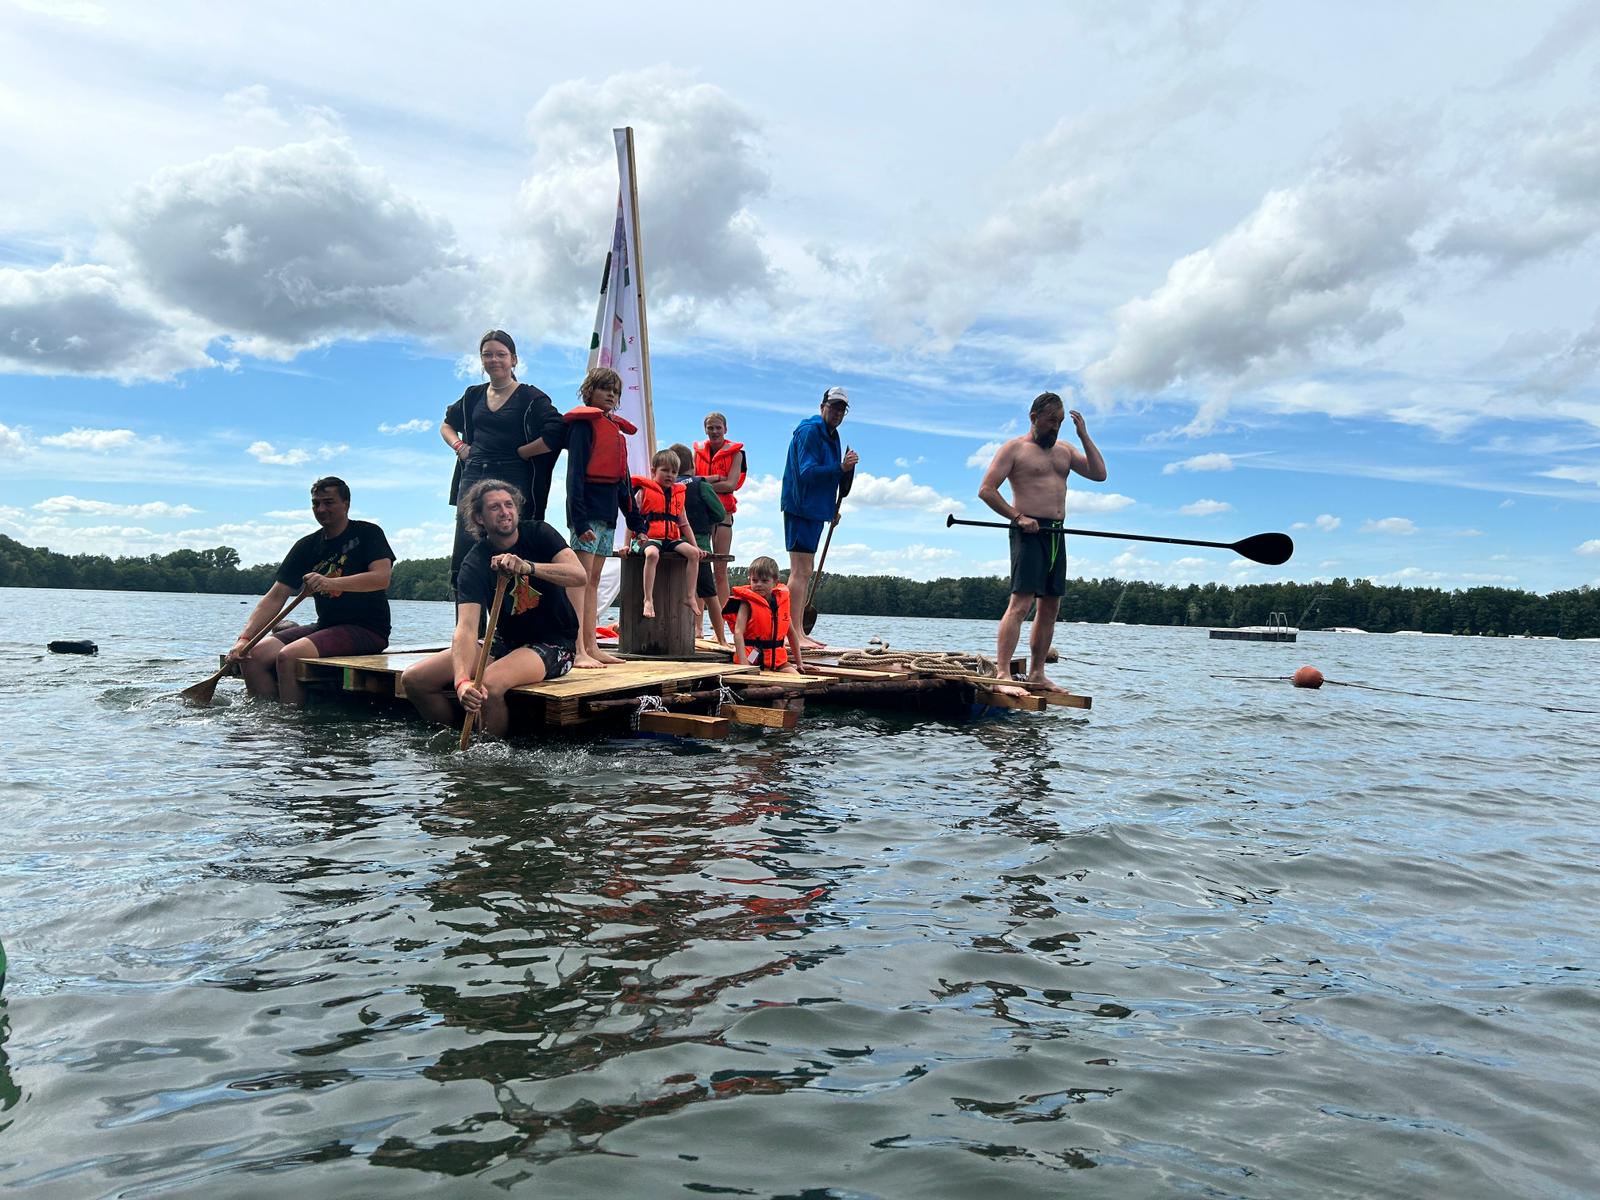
[1233,532,1293,566]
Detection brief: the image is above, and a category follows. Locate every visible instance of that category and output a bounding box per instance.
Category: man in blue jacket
[781,386,859,648]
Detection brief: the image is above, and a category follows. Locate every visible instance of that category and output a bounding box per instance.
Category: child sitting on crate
[668,441,730,646]
[626,449,706,620]
[723,555,805,674]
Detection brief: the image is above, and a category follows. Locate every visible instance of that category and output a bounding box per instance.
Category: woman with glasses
[440,329,564,592]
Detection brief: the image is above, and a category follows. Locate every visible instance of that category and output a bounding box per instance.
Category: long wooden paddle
[459,571,512,750]
[181,586,312,706]
[945,515,1294,566]
[803,456,854,634]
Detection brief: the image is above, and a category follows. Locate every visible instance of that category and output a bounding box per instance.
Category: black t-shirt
[455,520,579,650]
[275,520,396,635]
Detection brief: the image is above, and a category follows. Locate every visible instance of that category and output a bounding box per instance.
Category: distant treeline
[4,534,1597,636]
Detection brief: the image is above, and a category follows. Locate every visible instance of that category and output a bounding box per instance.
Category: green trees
[4,532,1599,636]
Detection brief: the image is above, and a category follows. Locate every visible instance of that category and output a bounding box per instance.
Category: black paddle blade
[1235,532,1293,566]
[803,604,818,634]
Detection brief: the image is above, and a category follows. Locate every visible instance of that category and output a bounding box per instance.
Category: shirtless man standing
[977,392,1106,693]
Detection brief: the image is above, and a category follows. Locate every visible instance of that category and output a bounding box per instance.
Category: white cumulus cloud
[511,68,775,334]
[0,264,214,380]
[1315,513,1341,531]
[1362,516,1418,535]
[1180,498,1233,516]
[1086,129,1430,406]
[40,427,138,451]
[117,137,473,356]
[966,441,1004,468]
[33,495,199,517]
[1577,539,1600,556]
[378,418,432,435]
[842,471,964,513]
[1163,452,1234,474]
[247,441,311,466]
[0,422,30,458]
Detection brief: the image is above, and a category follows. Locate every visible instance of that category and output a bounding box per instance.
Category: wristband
[455,676,474,690]
[453,439,465,450]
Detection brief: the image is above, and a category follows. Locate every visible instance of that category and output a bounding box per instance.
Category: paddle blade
[458,714,476,751]
[803,603,818,634]
[1235,532,1294,566]
[180,670,225,706]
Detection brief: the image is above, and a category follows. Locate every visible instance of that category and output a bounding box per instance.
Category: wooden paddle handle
[459,571,512,750]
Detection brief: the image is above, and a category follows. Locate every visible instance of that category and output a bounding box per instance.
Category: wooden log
[719,703,800,730]
[618,553,696,656]
[636,711,730,738]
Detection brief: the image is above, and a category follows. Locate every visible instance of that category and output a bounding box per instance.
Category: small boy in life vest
[723,555,805,674]
[668,441,730,646]
[626,449,706,620]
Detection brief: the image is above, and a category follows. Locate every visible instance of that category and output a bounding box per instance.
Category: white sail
[589,127,655,615]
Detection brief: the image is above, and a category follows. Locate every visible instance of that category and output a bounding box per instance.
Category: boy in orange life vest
[723,555,805,674]
[626,449,706,620]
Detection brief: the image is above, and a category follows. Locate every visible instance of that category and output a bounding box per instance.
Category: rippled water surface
[3,587,1598,1198]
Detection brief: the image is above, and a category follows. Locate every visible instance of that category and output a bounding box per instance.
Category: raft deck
[293,644,1089,740]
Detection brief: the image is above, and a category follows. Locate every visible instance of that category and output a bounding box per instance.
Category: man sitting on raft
[228,476,395,706]
[723,555,805,675]
[977,391,1106,695]
[402,480,586,739]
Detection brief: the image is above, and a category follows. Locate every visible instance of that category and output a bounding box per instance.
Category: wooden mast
[621,126,656,456]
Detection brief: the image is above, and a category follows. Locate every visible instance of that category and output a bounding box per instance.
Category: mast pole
[621,126,656,456]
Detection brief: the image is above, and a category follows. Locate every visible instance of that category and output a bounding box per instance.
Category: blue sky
[3,1,1598,592]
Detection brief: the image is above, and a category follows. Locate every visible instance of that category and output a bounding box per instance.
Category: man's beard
[1031,429,1058,450]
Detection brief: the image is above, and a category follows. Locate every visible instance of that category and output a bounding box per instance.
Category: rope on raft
[838,637,1001,682]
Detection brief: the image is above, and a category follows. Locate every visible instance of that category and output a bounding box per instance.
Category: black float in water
[48,639,98,655]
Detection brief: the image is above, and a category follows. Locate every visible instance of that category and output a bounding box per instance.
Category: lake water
[2,587,1597,1199]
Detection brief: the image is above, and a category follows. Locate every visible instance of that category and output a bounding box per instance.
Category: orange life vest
[723,583,790,669]
[565,406,637,483]
[694,439,746,515]
[632,475,686,540]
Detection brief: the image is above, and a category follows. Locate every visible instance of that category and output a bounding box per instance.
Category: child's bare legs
[571,550,615,669]
[640,544,661,619]
[676,543,701,611]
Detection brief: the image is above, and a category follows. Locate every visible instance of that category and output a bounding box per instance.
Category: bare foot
[990,675,1031,699]
[798,635,827,650]
[575,651,608,670]
[1026,674,1070,694]
[595,650,625,665]
[642,601,656,619]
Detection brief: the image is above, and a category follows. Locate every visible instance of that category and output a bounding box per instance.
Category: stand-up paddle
[181,586,312,706]
[803,453,854,634]
[944,515,1294,566]
[459,571,511,751]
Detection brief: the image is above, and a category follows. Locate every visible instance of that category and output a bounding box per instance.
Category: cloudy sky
[3,1,1599,593]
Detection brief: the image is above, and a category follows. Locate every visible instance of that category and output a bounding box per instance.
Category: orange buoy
[1293,665,1324,689]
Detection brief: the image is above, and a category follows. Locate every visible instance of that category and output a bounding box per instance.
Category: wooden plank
[637,711,730,738]
[514,659,755,700]
[1040,691,1092,710]
[695,638,735,657]
[972,687,1046,711]
[800,664,912,681]
[735,671,828,689]
[719,703,800,730]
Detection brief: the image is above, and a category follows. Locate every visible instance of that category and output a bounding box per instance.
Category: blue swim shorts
[784,514,825,554]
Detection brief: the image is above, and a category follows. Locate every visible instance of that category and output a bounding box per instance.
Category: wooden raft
[290,641,1089,740]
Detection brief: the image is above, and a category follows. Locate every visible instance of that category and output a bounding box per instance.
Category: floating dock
[290,641,1090,740]
[1208,627,1298,642]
